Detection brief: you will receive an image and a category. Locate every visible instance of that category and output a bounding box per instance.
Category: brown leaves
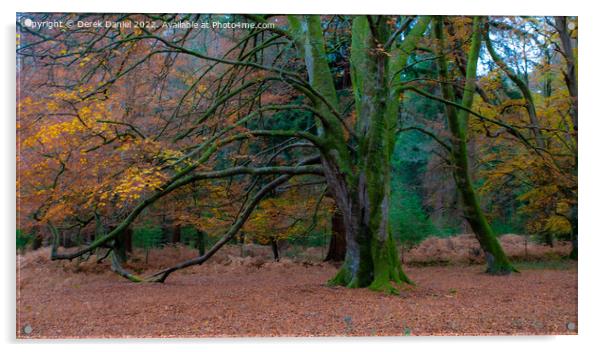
[16,245,577,337]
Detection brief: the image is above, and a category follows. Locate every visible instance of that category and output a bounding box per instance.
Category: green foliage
[390,185,433,247]
[180,226,219,249]
[133,226,163,249]
[490,218,524,236]
[287,231,329,248]
[180,226,199,247]
[389,133,438,248]
[16,229,32,251]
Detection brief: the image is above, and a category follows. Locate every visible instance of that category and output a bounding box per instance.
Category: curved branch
[484,19,545,149]
[49,157,322,261]
[398,126,452,152]
[145,173,298,283]
[398,85,542,156]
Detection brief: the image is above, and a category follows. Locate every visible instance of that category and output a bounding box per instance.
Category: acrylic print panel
[16,13,578,338]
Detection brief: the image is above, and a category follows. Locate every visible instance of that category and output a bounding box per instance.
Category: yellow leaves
[50,90,80,102]
[110,166,166,205]
[21,95,115,151]
[22,117,84,148]
[46,101,60,112]
[79,55,92,67]
[544,215,571,235]
[242,185,333,243]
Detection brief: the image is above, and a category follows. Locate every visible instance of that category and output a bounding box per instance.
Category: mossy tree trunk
[291,15,429,293]
[113,227,133,264]
[434,16,515,274]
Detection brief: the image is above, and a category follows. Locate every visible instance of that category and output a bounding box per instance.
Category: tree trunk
[270,237,280,262]
[436,16,515,274]
[570,236,578,260]
[325,16,424,293]
[485,20,545,150]
[554,16,578,132]
[113,227,133,264]
[196,229,207,256]
[30,226,43,250]
[324,206,346,262]
[290,15,429,293]
[556,17,578,262]
[569,204,578,260]
[172,224,181,243]
[161,221,181,244]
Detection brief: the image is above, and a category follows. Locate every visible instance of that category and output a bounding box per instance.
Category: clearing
[17,237,577,337]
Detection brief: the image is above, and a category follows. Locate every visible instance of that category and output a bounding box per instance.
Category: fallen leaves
[16,246,577,338]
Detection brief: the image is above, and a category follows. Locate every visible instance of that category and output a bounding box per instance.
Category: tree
[324,205,346,262]
[433,16,515,274]
[287,15,431,292]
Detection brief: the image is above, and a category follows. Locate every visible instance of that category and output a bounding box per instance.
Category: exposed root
[110,252,143,283]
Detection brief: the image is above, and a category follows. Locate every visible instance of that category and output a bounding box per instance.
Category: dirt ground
[16,239,577,338]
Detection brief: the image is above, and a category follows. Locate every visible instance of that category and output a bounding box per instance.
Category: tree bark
[270,237,280,261]
[196,229,207,256]
[113,227,133,264]
[485,20,545,150]
[30,225,43,250]
[289,15,430,293]
[554,16,578,132]
[172,224,181,243]
[435,16,515,274]
[161,221,181,244]
[324,207,346,262]
[569,203,578,260]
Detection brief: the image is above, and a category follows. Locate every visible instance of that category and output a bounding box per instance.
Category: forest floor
[16,236,577,338]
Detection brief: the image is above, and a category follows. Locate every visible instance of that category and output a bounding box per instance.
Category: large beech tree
[287,15,432,292]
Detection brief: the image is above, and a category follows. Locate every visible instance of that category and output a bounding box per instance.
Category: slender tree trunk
[161,222,181,244]
[30,226,43,250]
[324,206,346,262]
[556,17,578,261]
[270,237,280,262]
[485,19,545,150]
[569,204,578,260]
[435,16,515,274]
[554,16,578,132]
[196,229,207,256]
[172,224,181,243]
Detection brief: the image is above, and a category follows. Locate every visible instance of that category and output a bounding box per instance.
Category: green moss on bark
[433,17,516,276]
